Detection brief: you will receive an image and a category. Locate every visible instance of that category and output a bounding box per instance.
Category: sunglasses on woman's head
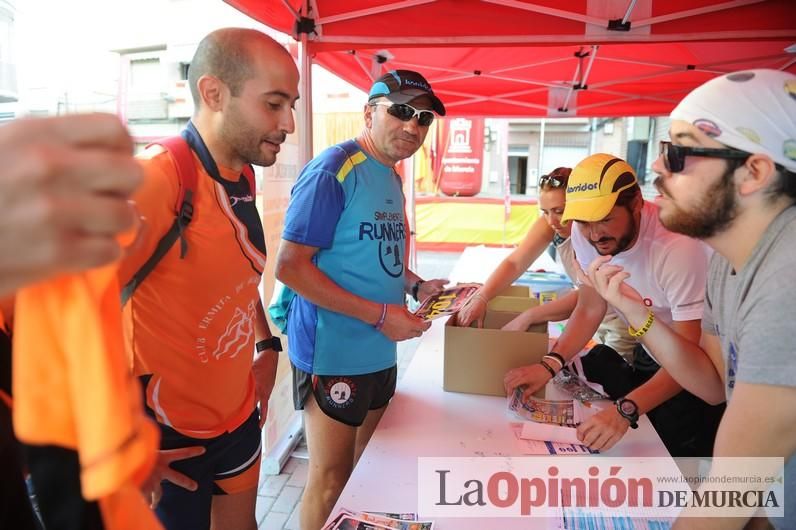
[370,101,436,127]
[539,175,565,188]
[659,141,751,173]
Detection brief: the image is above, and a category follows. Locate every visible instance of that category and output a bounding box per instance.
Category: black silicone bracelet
[540,359,556,378]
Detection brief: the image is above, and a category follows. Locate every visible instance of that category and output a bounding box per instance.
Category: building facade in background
[0,0,17,121]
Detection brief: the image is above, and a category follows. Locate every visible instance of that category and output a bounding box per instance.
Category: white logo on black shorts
[324,377,357,409]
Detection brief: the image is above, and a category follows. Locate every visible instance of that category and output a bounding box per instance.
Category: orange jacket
[13,265,161,530]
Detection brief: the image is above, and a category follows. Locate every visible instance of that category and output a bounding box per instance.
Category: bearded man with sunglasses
[586,69,796,529]
[505,153,726,459]
[276,69,447,530]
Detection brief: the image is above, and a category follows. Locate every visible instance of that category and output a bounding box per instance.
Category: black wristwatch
[616,398,639,429]
[256,337,282,353]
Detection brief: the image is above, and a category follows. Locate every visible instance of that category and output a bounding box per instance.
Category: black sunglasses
[539,174,565,189]
[371,101,435,127]
[659,141,750,173]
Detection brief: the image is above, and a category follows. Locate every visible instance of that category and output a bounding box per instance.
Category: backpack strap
[120,136,197,306]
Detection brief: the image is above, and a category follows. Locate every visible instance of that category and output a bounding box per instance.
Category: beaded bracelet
[374,303,388,331]
[628,310,655,338]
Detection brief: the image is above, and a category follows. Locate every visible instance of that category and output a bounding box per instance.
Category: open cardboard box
[443,286,549,397]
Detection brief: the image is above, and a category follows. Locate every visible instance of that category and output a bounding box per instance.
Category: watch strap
[256,336,282,353]
[616,398,639,429]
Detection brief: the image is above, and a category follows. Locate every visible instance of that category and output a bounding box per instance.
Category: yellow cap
[561,153,637,223]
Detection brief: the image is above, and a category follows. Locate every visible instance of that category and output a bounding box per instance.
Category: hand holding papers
[508,387,598,449]
[508,387,581,427]
[413,284,479,321]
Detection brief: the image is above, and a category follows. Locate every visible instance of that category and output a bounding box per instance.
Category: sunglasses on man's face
[539,175,565,189]
[659,141,750,173]
[371,101,435,127]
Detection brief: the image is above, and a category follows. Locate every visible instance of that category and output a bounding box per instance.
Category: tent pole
[634,0,764,29]
[298,26,313,167]
[407,154,417,273]
[537,118,546,183]
[279,0,300,20]
[621,0,638,25]
[317,0,436,26]
[483,0,602,25]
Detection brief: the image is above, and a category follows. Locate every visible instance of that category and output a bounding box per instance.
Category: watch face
[619,400,637,415]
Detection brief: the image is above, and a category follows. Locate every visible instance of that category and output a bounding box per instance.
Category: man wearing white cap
[586,69,796,529]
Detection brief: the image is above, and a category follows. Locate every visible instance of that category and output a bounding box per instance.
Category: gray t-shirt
[702,205,796,529]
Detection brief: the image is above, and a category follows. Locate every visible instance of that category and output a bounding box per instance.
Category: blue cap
[368,70,446,116]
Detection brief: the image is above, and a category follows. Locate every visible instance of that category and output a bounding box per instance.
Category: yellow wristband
[628,310,655,338]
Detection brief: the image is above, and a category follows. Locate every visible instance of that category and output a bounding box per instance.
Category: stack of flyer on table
[508,371,609,455]
[508,388,589,448]
[323,509,434,530]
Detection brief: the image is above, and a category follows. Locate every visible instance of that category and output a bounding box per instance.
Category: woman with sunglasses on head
[454,167,636,359]
[455,167,572,326]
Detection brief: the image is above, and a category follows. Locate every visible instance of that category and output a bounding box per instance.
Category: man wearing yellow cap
[505,153,724,457]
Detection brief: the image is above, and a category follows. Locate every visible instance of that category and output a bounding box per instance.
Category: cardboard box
[487,285,539,312]
[444,288,549,397]
[495,285,533,298]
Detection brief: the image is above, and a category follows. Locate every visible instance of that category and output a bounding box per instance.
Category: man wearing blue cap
[275,70,447,529]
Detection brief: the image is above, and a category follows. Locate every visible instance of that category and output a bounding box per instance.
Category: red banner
[433,117,484,197]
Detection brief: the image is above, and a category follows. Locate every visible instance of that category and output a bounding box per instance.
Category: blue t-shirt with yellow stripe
[282,140,406,376]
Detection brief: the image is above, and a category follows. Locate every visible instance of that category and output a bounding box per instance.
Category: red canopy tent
[225,0,795,246]
[226,0,796,163]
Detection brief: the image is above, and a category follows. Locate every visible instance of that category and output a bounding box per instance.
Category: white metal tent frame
[273,0,794,272]
[267,0,794,166]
